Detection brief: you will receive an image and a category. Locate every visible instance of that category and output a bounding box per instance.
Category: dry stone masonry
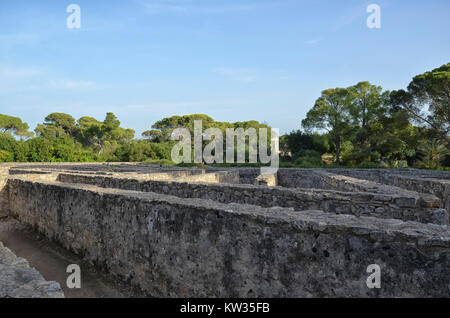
[0,241,64,298]
[0,163,449,297]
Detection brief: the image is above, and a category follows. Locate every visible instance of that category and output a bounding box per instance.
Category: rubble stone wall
[0,167,10,218]
[57,173,446,225]
[5,178,450,297]
[0,241,64,298]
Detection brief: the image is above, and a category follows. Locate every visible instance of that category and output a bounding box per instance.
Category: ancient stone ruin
[0,163,449,297]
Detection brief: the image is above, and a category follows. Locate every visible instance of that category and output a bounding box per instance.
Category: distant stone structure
[0,163,449,297]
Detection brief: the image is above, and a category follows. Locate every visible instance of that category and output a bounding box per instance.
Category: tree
[74,113,134,156]
[151,114,216,141]
[35,124,65,138]
[103,112,121,132]
[281,130,328,157]
[417,139,450,169]
[44,113,77,135]
[76,116,103,147]
[302,88,352,164]
[142,130,162,142]
[396,63,450,149]
[0,114,33,138]
[35,113,76,138]
[102,113,134,145]
[343,82,387,163]
[348,82,384,130]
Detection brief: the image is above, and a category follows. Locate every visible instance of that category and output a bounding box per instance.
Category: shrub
[0,150,13,162]
[294,156,324,168]
[356,162,384,169]
[143,158,175,166]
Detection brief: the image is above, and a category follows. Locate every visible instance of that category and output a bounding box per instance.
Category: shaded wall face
[6,178,450,297]
[0,167,10,218]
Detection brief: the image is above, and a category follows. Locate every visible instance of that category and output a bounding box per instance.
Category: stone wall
[9,166,240,185]
[323,168,450,182]
[323,169,450,213]
[0,166,10,218]
[206,167,262,185]
[382,175,450,210]
[56,173,446,225]
[0,241,64,298]
[277,169,320,188]
[6,178,450,297]
[279,169,430,196]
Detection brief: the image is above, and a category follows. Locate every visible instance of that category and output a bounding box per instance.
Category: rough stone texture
[0,167,10,218]
[5,178,450,297]
[5,162,209,174]
[255,174,278,187]
[0,241,64,298]
[279,170,437,202]
[325,168,450,182]
[383,175,450,210]
[2,163,450,298]
[57,173,445,225]
[432,209,450,226]
[207,167,262,185]
[318,169,450,212]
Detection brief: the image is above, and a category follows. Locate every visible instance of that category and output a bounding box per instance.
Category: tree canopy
[298,63,449,168]
[404,63,450,148]
[302,88,352,164]
[1,62,449,169]
[0,114,33,138]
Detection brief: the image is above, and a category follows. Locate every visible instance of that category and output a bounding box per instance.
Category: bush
[289,149,324,168]
[144,159,175,166]
[0,150,13,162]
[21,136,95,162]
[115,141,174,163]
[294,157,324,168]
[282,130,329,157]
[279,160,298,168]
[356,162,384,169]
[148,142,173,160]
[0,134,18,153]
[342,142,382,167]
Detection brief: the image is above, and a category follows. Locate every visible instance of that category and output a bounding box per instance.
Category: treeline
[0,63,449,169]
[0,112,170,163]
[281,62,450,170]
[0,113,270,165]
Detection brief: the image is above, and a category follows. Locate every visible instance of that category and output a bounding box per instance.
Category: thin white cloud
[0,64,106,93]
[0,64,43,79]
[214,67,259,83]
[213,67,291,83]
[305,38,322,47]
[0,64,44,94]
[124,98,253,112]
[137,0,187,14]
[45,79,107,90]
[0,32,40,47]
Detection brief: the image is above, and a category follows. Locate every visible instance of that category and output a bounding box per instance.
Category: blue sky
[1,0,449,136]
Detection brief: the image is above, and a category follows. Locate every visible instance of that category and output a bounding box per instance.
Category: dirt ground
[0,218,144,298]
